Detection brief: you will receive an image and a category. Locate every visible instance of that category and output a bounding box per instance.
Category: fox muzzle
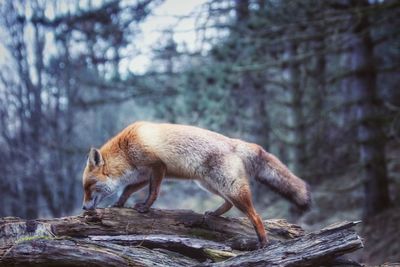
[82,195,99,210]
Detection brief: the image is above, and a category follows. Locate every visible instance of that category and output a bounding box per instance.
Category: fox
[82,121,311,247]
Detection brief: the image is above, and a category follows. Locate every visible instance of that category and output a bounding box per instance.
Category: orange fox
[82,121,311,246]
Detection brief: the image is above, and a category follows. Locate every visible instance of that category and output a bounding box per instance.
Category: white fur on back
[138,123,234,179]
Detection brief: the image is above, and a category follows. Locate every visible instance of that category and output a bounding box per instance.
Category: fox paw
[258,238,273,249]
[133,203,150,213]
[110,202,123,208]
[204,211,218,217]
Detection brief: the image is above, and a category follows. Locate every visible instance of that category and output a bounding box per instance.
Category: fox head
[82,148,117,210]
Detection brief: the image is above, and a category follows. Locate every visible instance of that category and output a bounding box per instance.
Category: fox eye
[94,185,103,192]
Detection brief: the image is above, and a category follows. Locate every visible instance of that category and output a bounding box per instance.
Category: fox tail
[255,149,312,211]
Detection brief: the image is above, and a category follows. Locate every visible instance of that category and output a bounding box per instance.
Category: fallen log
[89,234,237,261]
[210,221,363,267]
[0,208,304,250]
[0,238,197,267]
[0,208,363,266]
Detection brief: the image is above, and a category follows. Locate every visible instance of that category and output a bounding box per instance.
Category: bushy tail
[255,149,312,211]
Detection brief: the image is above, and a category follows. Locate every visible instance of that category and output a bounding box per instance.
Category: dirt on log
[0,208,363,266]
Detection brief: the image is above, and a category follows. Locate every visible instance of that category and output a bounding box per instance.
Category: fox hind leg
[196,180,233,216]
[202,175,268,247]
[211,157,267,247]
[200,153,267,246]
[227,185,268,248]
[205,200,233,216]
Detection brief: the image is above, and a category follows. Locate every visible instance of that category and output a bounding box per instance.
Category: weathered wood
[0,218,54,247]
[0,208,364,266]
[211,221,363,267]
[0,208,304,250]
[89,234,235,261]
[0,237,197,267]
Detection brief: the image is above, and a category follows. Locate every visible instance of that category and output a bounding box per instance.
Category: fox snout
[82,194,101,210]
[82,202,94,210]
[82,195,99,210]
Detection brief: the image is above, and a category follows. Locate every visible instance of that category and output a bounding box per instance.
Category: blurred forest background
[0,0,399,264]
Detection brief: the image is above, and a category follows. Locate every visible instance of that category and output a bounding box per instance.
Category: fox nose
[82,204,95,210]
[82,203,95,210]
[82,203,93,210]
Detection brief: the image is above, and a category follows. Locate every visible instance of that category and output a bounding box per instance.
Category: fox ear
[88,148,104,167]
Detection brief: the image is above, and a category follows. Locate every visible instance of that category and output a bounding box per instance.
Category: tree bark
[0,208,303,251]
[235,0,249,22]
[0,208,363,266]
[349,0,391,219]
[0,238,197,267]
[285,41,306,176]
[210,221,363,267]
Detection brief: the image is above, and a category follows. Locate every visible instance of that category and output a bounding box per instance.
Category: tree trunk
[0,208,363,266]
[285,42,306,176]
[349,0,391,219]
[235,0,249,22]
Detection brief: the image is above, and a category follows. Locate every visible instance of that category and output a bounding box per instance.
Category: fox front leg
[112,181,148,208]
[134,163,166,213]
